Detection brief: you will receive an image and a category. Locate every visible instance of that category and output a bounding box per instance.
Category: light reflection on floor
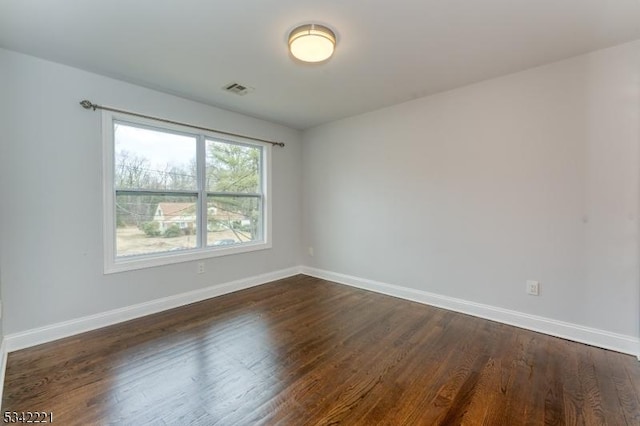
[107,311,284,424]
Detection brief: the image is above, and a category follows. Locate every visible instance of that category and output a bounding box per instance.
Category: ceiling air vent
[223,82,254,96]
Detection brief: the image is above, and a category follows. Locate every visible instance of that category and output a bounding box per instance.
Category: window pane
[207,196,261,246]
[115,122,197,190]
[206,140,261,193]
[116,194,198,257]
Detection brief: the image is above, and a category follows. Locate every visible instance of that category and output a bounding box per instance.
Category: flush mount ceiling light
[288,24,336,63]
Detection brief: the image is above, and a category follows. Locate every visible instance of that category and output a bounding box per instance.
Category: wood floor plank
[3,275,639,425]
[590,347,628,425]
[608,350,640,425]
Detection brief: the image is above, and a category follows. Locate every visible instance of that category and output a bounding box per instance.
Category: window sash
[116,189,200,196]
[206,193,263,247]
[116,193,199,257]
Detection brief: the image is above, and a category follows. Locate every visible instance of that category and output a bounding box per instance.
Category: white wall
[1,40,638,344]
[0,48,303,335]
[302,41,640,337]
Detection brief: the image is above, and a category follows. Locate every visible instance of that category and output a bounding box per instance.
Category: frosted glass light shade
[288,24,336,63]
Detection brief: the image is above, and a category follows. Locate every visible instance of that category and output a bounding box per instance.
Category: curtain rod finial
[80,100,96,110]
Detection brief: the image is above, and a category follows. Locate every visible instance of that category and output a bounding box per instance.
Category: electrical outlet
[526,280,540,296]
[308,246,314,257]
[197,262,205,274]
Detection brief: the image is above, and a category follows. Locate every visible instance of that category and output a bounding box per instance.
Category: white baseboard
[300,266,640,357]
[4,267,301,353]
[3,265,638,359]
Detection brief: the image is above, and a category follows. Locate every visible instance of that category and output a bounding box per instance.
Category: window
[102,111,271,273]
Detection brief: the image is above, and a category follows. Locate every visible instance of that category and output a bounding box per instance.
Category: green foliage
[207,219,223,232]
[163,224,181,238]
[206,142,260,193]
[141,221,161,237]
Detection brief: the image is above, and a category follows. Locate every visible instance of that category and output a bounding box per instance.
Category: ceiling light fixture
[288,24,336,63]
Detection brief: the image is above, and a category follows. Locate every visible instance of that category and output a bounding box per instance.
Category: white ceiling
[1,1,639,130]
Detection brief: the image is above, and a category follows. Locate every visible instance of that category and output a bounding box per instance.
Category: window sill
[104,241,271,274]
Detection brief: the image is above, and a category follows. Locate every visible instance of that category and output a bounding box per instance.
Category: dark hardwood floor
[3,274,640,425]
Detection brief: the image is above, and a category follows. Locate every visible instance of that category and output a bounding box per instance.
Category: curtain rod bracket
[80,100,97,111]
[79,99,285,147]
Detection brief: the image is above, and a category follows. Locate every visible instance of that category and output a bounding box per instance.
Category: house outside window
[102,111,271,273]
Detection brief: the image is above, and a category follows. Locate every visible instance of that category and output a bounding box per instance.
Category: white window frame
[102,110,272,274]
